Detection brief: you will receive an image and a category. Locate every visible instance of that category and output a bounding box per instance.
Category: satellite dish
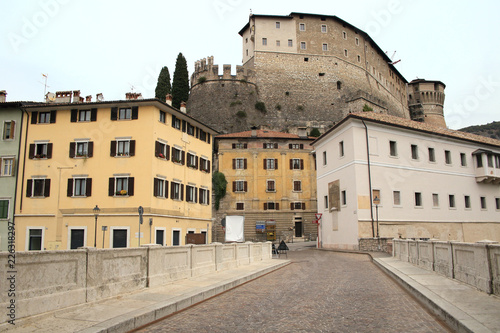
[46,92,56,102]
[96,93,104,102]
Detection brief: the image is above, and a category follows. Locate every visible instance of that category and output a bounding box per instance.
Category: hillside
[459,121,500,140]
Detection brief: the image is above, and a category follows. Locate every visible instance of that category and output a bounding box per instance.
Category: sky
[1,0,499,130]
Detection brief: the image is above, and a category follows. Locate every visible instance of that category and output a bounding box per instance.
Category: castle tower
[408,79,446,128]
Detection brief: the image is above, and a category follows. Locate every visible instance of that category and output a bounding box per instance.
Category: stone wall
[0,242,272,323]
[358,237,393,253]
[393,239,500,295]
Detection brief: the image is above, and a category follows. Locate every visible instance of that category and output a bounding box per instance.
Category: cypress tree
[154,66,171,102]
[171,52,190,109]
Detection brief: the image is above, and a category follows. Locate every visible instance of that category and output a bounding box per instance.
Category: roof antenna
[249,8,252,16]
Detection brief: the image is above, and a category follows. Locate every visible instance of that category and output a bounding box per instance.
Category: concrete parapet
[452,242,491,294]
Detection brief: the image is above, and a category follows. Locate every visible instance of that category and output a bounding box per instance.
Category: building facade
[312,112,500,250]
[15,96,217,251]
[214,128,317,242]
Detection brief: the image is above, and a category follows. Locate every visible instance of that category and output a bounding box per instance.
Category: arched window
[337,81,342,90]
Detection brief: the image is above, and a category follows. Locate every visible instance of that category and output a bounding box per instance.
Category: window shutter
[263,143,266,149]
[207,160,211,172]
[274,143,278,149]
[67,179,73,197]
[264,203,268,210]
[88,142,94,157]
[196,128,199,139]
[70,109,78,122]
[10,158,16,177]
[108,178,115,196]
[302,203,306,210]
[31,112,38,124]
[171,182,175,199]
[244,158,247,169]
[275,159,278,169]
[207,190,210,205]
[263,159,267,170]
[129,140,136,156]
[128,177,134,196]
[199,188,202,203]
[50,110,56,123]
[91,108,97,121]
[166,145,170,160]
[132,106,139,119]
[110,107,118,120]
[290,203,294,210]
[208,134,211,144]
[181,151,185,165]
[155,141,160,157]
[110,141,116,156]
[86,178,92,197]
[29,144,35,159]
[47,143,53,159]
[276,203,279,210]
[300,159,304,170]
[289,144,292,149]
[195,187,198,203]
[300,144,304,149]
[9,121,15,139]
[243,143,247,149]
[244,181,248,192]
[232,159,236,169]
[195,156,199,170]
[153,178,159,196]
[289,159,293,169]
[232,143,236,149]
[44,179,51,197]
[180,184,184,201]
[171,115,176,128]
[69,142,76,158]
[232,181,236,192]
[182,120,186,132]
[165,180,169,199]
[26,179,32,197]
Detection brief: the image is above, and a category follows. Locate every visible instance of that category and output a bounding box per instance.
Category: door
[70,229,85,249]
[113,229,128,248]
[173,230,180,246]
[295,222,303,237]
[156,229,164,246]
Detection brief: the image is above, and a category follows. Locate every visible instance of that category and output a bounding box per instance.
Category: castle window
[344,49,348,57]
[304,57,309,62]
[276,40,280,47]
[342,31,347,39]
[445,150,452,165]
[428,147,435,162]
[449,195,456,208]
[460,153,467,167]
[389,141,397,157]
[288,39,293,47]
[465,195,471,209]
[300,42,306,50]
[321,25,327,33]
[414,192,422,207]
[299,23,305,31]
[319,73,325,76]
[337,81,342,90]
[262,38,267,46]
[355,37,359,46]
[411,144,418,160]
[276,22,280,29]
[246,49,248,56]
[357,55,361,63]
[322,44,328,51]
[245,38,248,43]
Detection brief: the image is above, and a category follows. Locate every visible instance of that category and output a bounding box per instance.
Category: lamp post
[102,226,107,248]
[93,205,100,247]
[373,196,380,238]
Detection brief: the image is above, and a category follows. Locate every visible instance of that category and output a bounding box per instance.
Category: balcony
[473,150,500,184]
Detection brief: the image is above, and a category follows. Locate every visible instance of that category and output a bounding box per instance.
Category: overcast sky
[1,0,498,129]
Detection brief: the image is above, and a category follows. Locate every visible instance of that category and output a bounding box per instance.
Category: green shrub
[197,76,207,84]
[236,111,247,118]
[309,128,321,137]
[363,104,373,111]
[230,100,242,107]
[255,101,266,113]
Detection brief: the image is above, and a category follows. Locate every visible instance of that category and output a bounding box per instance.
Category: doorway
[295,217,303,237]
[70,229,85,249]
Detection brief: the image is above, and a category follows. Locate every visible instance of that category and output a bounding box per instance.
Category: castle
[188,12,446,134]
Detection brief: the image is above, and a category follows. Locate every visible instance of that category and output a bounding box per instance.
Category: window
[433,193,439,207]
[263,143,278,149]
[342,31,347,39]
[172,230,180,246]
[357,55,361,63]
[276,22,280,29]
[262,38,267,46]
[153,178,168,198]
[154,141,170,160]
[172,115,181,129]
[341,190,347,206]
[464,195,471,209]
[322,44,328,51]
[264,158,277,170]
[1,157,14,176]
[199,188,209,205]
[31,111,56,124]
[355,37,359,45]
[449,195,456,208]
[393,191,401,206]
[200,157,210,173]
[288,39,293,47]
[28,228,43,251]
[236,202,244,210]
[233,158,247,169]
[266,180,276,192]
[27,178,50,198]
[172,147,184,164]
[39,112,51,123]
[233,180,247,192]
[171,182,183,200]
[159,111,166,123]
[111,139,135,157]
[299,23,305,31]
[415,192,422,207]
[445,150,452,165]
[109,176,134,196]
[232,143,247,149]
[411,144,418,160]
[337,81,342,90]
[67,177,91,197]
[119,108,131,120]
[496,198,500,210]
[324,195,328,209]
[289,144,303,149]
[323,151,327,165]
[300,42,306,50]
[428,147,435,162]
[487,154,494,168]
[389,141,397,157]
[70,108,96,122]
[290,158,303,170]
[291,202,305,210]
[339,141,344,157]
[460,153,467,167]
[3,121,15,140]
[79,110,91,122]
[69,141,93,158]
[480,196,487,210]
[321,25,327,33]
[344,49,348,57]
[476,154,483,168]
[186,185,197,203]
[264,202,279,210]
[276,40,280,47]
[495,155,500,168]
[187,153,198,169]
[0,200,9,219]
[293,180,302,192]
[112,228,128,248]
[29,142,52,159]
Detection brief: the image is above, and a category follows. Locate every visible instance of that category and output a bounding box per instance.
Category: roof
[312,112,500,149]
[409,79,446,88]
[0,101,38,108]
[23,98,219,135]
[216,129,314,140]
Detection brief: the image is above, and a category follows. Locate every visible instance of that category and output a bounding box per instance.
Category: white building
[312,112,500,250]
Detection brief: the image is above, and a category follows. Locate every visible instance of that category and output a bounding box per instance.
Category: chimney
[72,90,81,103]
[180,101,187,113]
[55,91,72,103]
[251,126,258,138]
[298,127,307,138]
[165,94,173,106]
[126,92,142,100]
[96,93,103,101]
[85,95,92,102]
[0,90,6,103]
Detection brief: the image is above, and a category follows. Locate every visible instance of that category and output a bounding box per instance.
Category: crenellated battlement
[191,56,255,86]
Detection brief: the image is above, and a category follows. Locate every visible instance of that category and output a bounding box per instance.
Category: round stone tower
[408,79,446,128]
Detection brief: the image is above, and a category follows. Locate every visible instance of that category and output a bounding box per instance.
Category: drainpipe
[362,120,375,237]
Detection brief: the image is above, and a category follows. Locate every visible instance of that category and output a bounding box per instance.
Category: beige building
[16,93,217,250]
[214,128,317,242]
[312,112,500,250]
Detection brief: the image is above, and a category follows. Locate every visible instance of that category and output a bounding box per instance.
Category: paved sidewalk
[374,256,500,333]
[0,259,290,333]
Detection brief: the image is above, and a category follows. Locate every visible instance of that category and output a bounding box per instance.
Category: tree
[309,128,321,137]
[212,171,227,210]
[363,104,373,111]
[172,53,190,109]
[154,66,171,102]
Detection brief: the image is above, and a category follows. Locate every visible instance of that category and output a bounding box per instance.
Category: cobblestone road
[134,249,451,333]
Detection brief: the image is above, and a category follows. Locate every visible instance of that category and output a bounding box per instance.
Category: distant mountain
[459,121,500,140]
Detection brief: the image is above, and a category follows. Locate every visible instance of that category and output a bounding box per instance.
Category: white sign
[135,232,143,238]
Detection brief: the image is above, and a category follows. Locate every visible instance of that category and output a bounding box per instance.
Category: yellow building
[16,95,217,250]
[214,128,318,242]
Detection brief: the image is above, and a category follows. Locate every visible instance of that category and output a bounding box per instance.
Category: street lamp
[373,196,380,238]
[93,205,100,247]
